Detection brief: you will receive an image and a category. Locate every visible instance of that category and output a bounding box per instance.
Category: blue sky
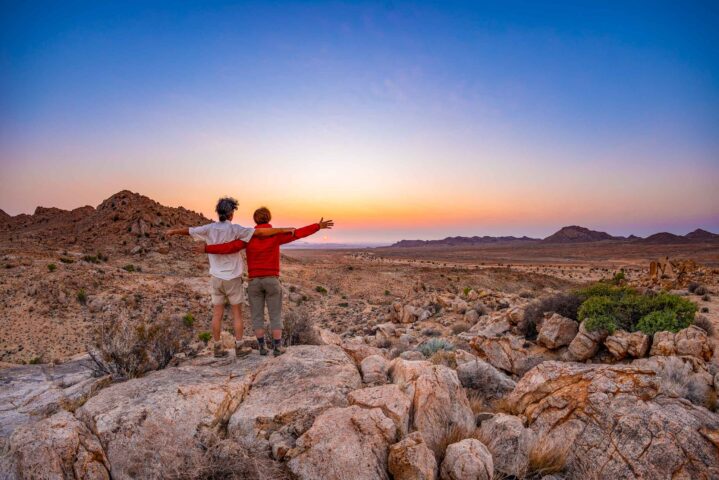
[1,1,718,242]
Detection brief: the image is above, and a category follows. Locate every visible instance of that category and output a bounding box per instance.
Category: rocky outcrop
[0,359,110,442]
[341,341,385,364]
[478,413,535,477]
[388,431,437,480]
[566,320,608,361]
[536,313,578,349]
[470,334,556,376]
[456,359,516,403]
[508,361,719,479]
[389,359,475,454]
[76,354,267,479]
[4,410,110,480]
[348,384,412,436]
[649,326,713,360]
[439,439,493,480]
[287,406,397,480]
[229,345,361,441]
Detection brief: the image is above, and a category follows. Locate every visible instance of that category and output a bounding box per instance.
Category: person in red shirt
[201,207,333,356]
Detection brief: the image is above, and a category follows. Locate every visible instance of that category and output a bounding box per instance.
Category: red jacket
[204,223,320,278]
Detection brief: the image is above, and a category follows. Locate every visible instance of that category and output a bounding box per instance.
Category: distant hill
[388,225,719,248]
[542,226,616,243]
[685,228,719,241]
[390,235,539,248]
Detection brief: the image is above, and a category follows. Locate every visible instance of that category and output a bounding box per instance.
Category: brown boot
[235,341,251,358]
[213,341,228,358]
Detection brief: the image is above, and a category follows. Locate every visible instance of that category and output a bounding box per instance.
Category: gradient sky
[1,1,718,243]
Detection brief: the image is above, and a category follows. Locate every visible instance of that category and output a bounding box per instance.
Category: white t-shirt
[189,221,255,280]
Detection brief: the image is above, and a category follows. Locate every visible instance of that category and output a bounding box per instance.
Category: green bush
[611,270,626,285]
[418,338,455,357]
[384,290,390,296]
[463,287,472,296]
[198,331,212,344]
[77,289,87,305]
[83,255,100,264]
[47,263,57,272]
[123,264,136,272]
[315,285,327,294]
[182,313,195,328]
[636,310,693,336]
[579,296,618,333]
[59,257,74,264]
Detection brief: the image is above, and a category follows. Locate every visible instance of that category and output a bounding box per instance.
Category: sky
[1,1,718,243]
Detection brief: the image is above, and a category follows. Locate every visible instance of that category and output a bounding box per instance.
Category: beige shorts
[210,276,246,305]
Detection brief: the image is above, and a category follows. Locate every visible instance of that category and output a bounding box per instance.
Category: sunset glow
[1,1,718,243]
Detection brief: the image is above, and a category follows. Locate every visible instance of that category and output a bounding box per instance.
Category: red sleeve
[279,223,320,245]
[204,239,247,254]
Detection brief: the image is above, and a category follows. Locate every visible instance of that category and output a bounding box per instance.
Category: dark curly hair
[215,197,238,222]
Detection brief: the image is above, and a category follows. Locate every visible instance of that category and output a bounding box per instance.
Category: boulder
[348,384,412,436]
[464,309,480,325]
[388,432,437,480]
[4,410,110,480]
[675,325,712,360]
[508,361,719,479]
[342,341,385,364]
[374,322,397,346]
[478,413,535,477]
[361,354,389,385]
[470,334,553,376]
[456,359,516,403]
[315,327,342,346]
[229,345,361,441]
[400,350,425,361]
[536,314,578,349]
[650,331,676,356]
[287,406,397,480]
[605,330,650,359]
[453,349,477,366]
[77,354,267,479]
[566,321,608,361]
[389,359,475,454]
[439,439,493,480]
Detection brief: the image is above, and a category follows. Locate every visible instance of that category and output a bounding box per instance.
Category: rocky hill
[685,228,719,241]
[541,225,617,243]
[0,190,210,254]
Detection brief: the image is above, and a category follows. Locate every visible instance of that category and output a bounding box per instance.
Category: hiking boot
[258,344,269,356]
[272,346,285,357]
[235,342,251,358]
[213,342,228,358]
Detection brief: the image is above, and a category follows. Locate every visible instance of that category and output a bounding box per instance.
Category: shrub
[694,285,707,296]
[693,315,714,336]
[314,285,327,294]
[636,310,692,336]
[611,270,626,285]
[579,296,619,333]
[283,308,317,346]
[47,263,57,272]
[451,322,470,334]
[702,294,711,302]
[87,317,186,379]
[182,313,195,328]
[77,289,87,305]
[384,290,390,296]
[123,264,136,272]
[687,282,700,293]
[658,357,716,410]
[701,306,709,313]
[418,338,455,357]
[83,255,100,264]
[198,331,212,344]
[422,328,442,337]
[59,257,74,264]
[28,356,42,365]
[463,287,472,296]
[338,302,349,308]
[430,350,457,368]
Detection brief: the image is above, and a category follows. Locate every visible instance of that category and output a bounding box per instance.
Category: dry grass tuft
[283,307,317,346]
[430,350,457,368]
[466,390,489,415]
[526,435,569,477]
[658,356,716,410]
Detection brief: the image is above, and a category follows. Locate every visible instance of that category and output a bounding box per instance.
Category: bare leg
[211,304,224,341]
[231,304,244,341]
[255,328,265,339]
[272,329,282,340]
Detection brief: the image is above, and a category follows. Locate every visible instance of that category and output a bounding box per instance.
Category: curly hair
[215,197,238,222]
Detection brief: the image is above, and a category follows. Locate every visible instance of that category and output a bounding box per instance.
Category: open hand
[193,243,207,254]
[319,218,334,229]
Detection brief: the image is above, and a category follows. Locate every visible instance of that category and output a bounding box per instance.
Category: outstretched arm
[252,227,296,238]
[202,239,247,255]
[279,218,334,245]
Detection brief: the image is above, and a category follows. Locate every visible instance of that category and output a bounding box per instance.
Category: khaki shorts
[247,276,283,330]
[210,276,246,305]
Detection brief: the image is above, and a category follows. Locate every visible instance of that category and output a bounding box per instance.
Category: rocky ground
[1,191,719,479]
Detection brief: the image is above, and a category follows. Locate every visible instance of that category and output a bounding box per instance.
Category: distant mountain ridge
[389,225,719,247]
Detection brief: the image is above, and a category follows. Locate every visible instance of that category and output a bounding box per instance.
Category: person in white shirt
[166,197,295,358]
